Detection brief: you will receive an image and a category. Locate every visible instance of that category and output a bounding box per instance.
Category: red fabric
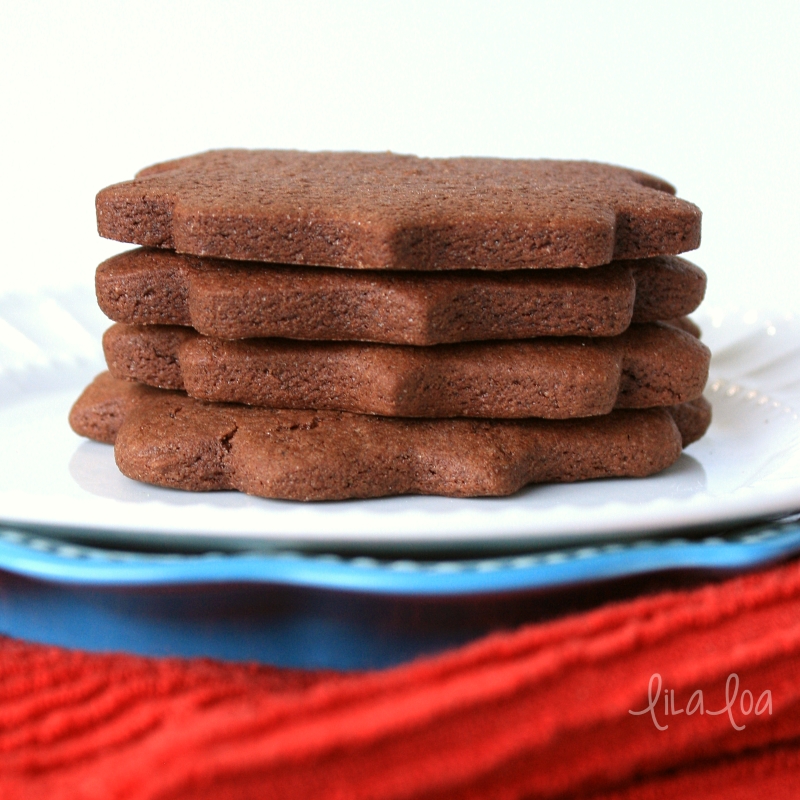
[2,560,800,799]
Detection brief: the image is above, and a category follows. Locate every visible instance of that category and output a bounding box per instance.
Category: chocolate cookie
[95,249,706,344]
[96,151,701,270]
[69,372,710,500]
[102,321,710,419]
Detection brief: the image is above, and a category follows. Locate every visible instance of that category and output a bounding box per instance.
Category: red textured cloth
[2,560,800,799]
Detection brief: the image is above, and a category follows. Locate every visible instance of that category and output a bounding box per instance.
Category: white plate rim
[1,288,800,553]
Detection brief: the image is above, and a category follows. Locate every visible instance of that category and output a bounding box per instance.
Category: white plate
[1,288,800,553]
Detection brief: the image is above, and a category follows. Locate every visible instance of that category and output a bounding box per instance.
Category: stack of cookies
[70,151,711,500]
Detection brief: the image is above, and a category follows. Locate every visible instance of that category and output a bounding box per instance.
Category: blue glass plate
[1,518,799,670]
[3,521,800,593]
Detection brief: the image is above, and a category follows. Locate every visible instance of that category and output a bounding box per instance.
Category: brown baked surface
[69,373,710,500]
[668,396,713,448]
[102,322,710,419]
[665,316,701,338]
[96,249,706,344]
[96,151,701,270]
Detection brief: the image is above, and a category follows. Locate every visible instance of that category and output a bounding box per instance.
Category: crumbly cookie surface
[69,373,711,500]
[96,151,701,270]
[95,249,706,344]
[102,322,710,419]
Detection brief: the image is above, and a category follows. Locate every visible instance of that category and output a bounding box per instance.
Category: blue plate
[1,518,799,669]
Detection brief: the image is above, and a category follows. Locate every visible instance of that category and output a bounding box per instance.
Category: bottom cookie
[69,373,711,501]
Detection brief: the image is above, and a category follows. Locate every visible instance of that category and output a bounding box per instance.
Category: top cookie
[96,150,701,271]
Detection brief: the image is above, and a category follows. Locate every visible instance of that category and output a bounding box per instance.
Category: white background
[1,1,798,311]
